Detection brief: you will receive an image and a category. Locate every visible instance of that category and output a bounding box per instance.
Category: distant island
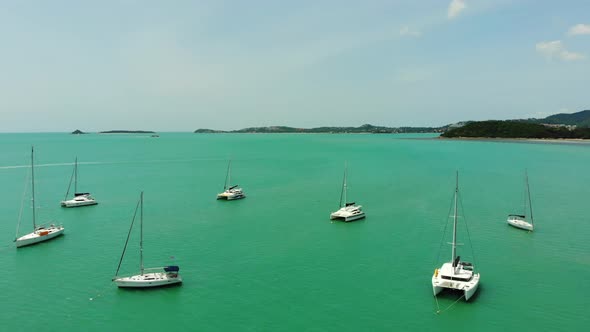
[71,129,87,134]
[195,124,444,134]
[442,110,590,139]
[99,130,156,134]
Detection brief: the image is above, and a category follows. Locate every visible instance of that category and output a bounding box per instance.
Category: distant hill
[99,130,155,134]
[71,129,87,134]
[195,124,444,134]
[441,120,590,139]
[529,110,590,127]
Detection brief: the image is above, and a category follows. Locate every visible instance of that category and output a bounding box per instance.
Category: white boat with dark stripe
[113,192,182,288]
[15,147,64,248]
[61,157,98,208]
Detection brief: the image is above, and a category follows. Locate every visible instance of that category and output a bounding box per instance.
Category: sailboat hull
[61,198,98,208]
[507,217,533,231]
[16,226,65,248]
[114,272,182,288]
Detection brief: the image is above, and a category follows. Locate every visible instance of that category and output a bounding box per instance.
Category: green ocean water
[1,133,589,331]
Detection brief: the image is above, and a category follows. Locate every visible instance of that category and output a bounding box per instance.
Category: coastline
[437,136,590,144]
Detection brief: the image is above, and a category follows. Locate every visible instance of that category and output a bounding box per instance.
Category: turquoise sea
[1,133,589,331]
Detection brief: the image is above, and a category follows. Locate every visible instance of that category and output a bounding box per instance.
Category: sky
[1,0,589,132]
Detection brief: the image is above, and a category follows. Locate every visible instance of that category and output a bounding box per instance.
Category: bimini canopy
[164,266,180,272]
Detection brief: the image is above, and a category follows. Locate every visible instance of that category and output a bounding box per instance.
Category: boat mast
[224,160,231,190]
[31,146,37,229]
[74,157,78,194]
[451,171,458,266]
[343,163,347,206]
[526,169,534,227]
[140,191,144,275]
[339,162,347,208]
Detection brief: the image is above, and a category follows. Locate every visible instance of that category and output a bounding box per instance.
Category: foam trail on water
[0,158,225,170]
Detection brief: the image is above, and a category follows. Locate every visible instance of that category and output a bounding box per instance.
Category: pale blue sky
[1,0,589,132]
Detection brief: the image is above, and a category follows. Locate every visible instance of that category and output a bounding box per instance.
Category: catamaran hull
[330,213,366,222]
[114,273,182,288]
[61,200,98,208]
[217,193,245,200]
[507,218,533,231]
[16,227,65,248]
[432,273,480,301]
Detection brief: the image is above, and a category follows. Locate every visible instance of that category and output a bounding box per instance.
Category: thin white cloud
[448,0,466,19]
[535,40,586,61]
[399,26,421,37]
[568,24,590,36]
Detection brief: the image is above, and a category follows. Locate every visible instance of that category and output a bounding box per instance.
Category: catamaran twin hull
[216,190,245,200]
[114,273,183,288]
[432,263,480,301]
[15,226,65,248]
[330,205,365,222]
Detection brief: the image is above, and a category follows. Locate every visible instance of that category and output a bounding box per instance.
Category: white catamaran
[432,172,480,301]
[113,192,182,288]
[217,160,246,200]
[15,147,65,248]
[330,164,365,222]
[61,157,98,208]
[507,170,534,231]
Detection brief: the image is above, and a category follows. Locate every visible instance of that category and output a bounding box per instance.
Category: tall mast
[223,160,231,190]
[140,191,144,275]
[228,160,232,187]
[74,157,78,193]
[526,170,534,227]
[451,171,458,265]
[343,163,347,206]
[31,146,36,229]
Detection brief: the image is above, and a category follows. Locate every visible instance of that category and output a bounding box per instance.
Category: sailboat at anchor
[432,172,480,301]
[61,157,98,208]
[112,192,182,288]
[15,147,65,248]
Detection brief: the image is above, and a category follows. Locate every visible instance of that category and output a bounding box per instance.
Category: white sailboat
[507,170,534,231]
[15,147,65,248]
[217,160,246,200]
[432,172,480,301]
[60,157,98,208]
[330,164,365,222]
[113,192,182,288]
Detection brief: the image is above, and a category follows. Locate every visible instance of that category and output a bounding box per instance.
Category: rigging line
[434,294,441,314]
[435,294,466,315]
[434,187,455,266]
[223,160,231,191]
[64,163,75,200]
[15,169,30,240]
[113,197,141,279]
[458,191,478,268]
[89,281,114,301]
